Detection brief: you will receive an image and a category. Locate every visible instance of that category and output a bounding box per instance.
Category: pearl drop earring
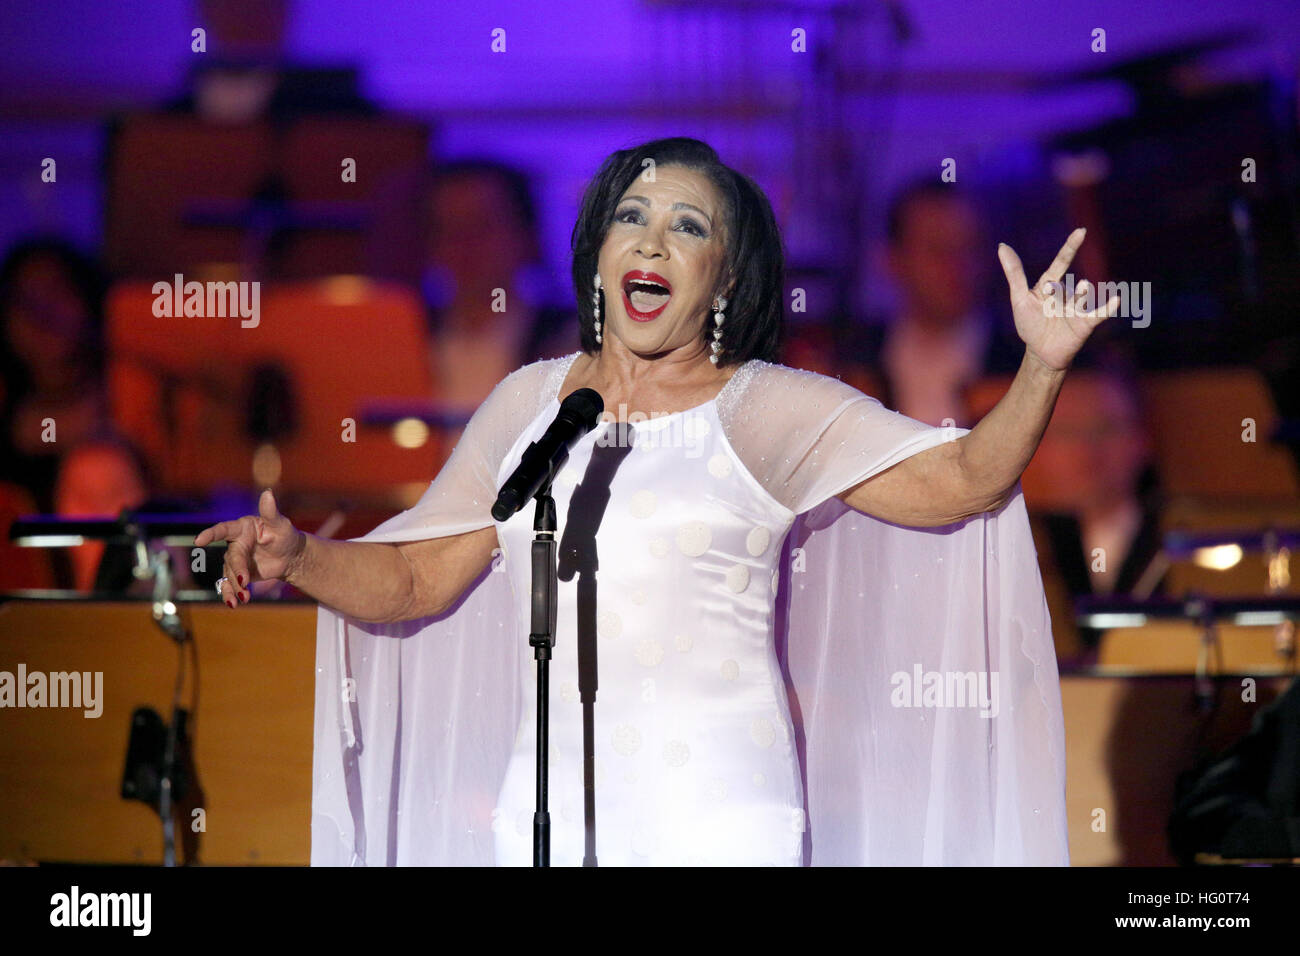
[709,295,727,364]
[592,273,603,345]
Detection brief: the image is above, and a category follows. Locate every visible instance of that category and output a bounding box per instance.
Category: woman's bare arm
[284,526,498,623]
[196,489,498,623]
[838,350,1064,526]
[838,229,1118,528]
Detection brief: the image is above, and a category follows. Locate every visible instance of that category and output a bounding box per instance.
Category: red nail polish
[226,599,234,608]
[237,574,245,586]
[239,592,248,604]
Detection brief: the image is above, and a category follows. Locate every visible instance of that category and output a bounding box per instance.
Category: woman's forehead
[618,165,721,210]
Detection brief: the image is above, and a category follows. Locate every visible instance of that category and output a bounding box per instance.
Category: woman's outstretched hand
[194,488,305,607]
[997,228,1120,372]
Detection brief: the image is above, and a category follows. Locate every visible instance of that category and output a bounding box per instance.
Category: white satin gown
[491,395,805,866]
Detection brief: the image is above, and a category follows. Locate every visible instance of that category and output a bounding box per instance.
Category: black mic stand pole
[127,515,191,867]
[530,486,558,867]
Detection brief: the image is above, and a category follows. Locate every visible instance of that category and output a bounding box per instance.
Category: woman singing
[197,137,1114,866]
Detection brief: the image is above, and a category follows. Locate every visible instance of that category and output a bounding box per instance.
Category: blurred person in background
[1029,352,1162,600]
[53,431,209,594]
[168,0,373,123]
[0,238,110,515]
[53,434,150,592]
[850,179,1023,426]
[1020,349,1164,667]
[423,159,578,413]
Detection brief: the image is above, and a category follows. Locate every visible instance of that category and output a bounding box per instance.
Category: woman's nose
[637,229,667,258]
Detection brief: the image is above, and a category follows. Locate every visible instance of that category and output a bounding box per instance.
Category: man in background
[851,179,1023,426]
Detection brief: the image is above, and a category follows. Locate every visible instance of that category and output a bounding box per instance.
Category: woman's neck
[567,341,736,419]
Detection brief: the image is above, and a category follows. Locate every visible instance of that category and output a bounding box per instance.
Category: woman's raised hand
[997,228,1121,372]
[194,488,305,607]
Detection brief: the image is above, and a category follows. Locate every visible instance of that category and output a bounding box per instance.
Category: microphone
[492,388,604,521]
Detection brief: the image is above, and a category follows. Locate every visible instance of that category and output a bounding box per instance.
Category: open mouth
[621,271,672,320]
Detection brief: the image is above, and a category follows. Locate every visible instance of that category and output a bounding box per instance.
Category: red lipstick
[621,270,673,321]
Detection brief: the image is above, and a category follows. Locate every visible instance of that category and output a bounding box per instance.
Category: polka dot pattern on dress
[663,740,690,767]
[629,490,657,518]
[597,610,622,639]
[750,716,776,748]
[634,638,664,668]
[726,564,750,593]
[682,415,711,442]
[612,724,641,755]
[677,521,712,557]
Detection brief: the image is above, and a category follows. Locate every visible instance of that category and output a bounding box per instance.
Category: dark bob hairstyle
[570,137,784,367]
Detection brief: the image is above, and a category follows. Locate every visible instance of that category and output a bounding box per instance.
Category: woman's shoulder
[493,351,584,407]
[461,353,585,451]
[719,358,883,420]
[506,349,580,379]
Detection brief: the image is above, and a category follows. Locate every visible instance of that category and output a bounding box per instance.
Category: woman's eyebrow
[620,195,713,228]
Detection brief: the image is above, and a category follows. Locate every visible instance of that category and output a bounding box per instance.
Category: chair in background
[104,278,440,508]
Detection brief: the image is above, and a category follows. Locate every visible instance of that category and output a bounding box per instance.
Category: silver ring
[215,576,229,598]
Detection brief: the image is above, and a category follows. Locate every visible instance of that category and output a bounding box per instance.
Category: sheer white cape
[310,354,1069,865]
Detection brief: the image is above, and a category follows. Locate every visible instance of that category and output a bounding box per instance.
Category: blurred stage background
[0,0,1297,866]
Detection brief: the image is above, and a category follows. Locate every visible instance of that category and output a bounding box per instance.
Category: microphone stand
[127,516,191,867]
[492,387,604,866]
[530,488,558,867]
